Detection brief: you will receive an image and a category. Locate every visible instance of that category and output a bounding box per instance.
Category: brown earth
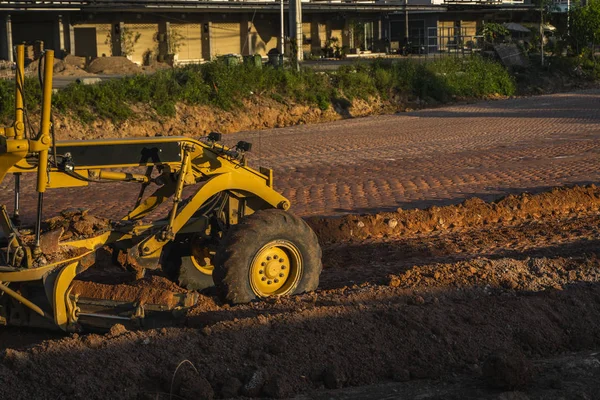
[0,185,599,399]
[25,58,91,77]
[52,95,393,140]
[86,56,143,75]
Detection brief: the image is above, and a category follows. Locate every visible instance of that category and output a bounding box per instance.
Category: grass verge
[0,56,517,125]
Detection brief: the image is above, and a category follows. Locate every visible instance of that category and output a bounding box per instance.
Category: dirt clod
[2,349,30,370]
[263,374,292,398]
[38,228,63,254]
[242,370,267,397]
[323,365,347,389]
[81,334,104,349]
[220,376,243,398]
[173,367,214,400]
[483,351,533,390]
[108,324,128,338]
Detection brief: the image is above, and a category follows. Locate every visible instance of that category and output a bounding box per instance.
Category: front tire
[213,209,322,304]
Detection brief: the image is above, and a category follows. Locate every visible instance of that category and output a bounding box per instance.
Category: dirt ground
[0,185,599,399]
[51,95,391,141]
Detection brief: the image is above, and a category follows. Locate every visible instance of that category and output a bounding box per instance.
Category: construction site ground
[0,90,600,399]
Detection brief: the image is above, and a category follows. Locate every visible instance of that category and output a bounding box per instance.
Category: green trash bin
[243,54,262,68]
[222,54,240,66]
[267,49,282,67]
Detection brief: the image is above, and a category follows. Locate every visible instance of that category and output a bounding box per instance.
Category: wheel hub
[250,240,301,297]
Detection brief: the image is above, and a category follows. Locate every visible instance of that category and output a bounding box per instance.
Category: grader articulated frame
[0,46,321,331]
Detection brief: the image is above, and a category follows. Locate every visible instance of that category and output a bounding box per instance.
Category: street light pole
[280,0,284,56]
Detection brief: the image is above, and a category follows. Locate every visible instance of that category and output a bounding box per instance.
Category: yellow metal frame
[0,45,291,331]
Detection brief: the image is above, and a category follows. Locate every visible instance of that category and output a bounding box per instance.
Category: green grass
[0,56,516,125]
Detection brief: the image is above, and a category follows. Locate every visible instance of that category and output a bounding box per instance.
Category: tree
[105,28,142,57]
[479,23,510,45]
[569,0,600,57]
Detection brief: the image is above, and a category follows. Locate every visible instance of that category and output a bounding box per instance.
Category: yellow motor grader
[0,46,322,331]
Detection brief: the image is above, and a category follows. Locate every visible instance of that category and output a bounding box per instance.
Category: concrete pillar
[288,0,303,63]
[201,18,212,60]
[64,14,75,55]
[157,20,170,61]
[382,15,390,40]
[2,14,13,62]
[111,21,124,56]
[310,18,321,56]
[342,18,351,49]
[56,14,65,54]
[241,13,251,55]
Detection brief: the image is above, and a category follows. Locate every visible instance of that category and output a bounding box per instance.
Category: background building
[0,0,534,64]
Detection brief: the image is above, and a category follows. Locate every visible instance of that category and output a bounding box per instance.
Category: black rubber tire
[162,238,215,291]
[213,209,322,304]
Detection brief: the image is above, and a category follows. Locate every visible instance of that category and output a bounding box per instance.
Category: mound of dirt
[25,58,90,77]
[86,56,143,75]
[64,54,86,69]
[307,185,600,244]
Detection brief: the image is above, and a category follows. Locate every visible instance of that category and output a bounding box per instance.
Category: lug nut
[274,279,279,283]
[266,256,271,261]
[262,277,266,281]
[273,255,278,260]
[279,273,284,277]
[280,259,284,263]
[267,280,272,285]
[281,266,286,270]
[261,262,266,266]
[259,270,263,274]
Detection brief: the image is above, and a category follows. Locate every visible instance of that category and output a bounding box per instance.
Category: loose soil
[0,185,599,399]
[25,58,91,77]
[86,56,143,75]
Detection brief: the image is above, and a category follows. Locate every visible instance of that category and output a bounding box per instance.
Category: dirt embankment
[307,185,600,244]
[52,95,393,140]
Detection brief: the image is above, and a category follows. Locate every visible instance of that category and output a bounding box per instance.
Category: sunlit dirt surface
[1,185,599,399]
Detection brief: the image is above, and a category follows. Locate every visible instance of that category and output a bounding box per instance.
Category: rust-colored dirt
[71,279,181,309]
[1,185,600,399]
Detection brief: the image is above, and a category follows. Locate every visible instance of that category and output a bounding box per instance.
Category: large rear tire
[213,209,322,304]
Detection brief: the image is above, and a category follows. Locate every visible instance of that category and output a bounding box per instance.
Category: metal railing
[442,0,525,4]
[0,0,528,6]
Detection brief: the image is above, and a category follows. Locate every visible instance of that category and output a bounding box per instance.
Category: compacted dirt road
[0,92,599,399]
